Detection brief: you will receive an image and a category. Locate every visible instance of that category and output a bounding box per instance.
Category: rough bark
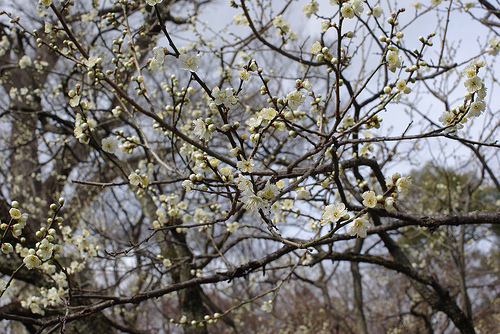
[350,238,368,334]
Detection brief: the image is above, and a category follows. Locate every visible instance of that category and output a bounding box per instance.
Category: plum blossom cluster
[73,114,92,144]
[0,36,9,57]
[118,134,140,154]
[149,46,165,71]
[18,219,99,315]
[128,170,151,188]
[18,55,32,69]
[39,0,52,7]
[317,201,372,238]
[212,87,238,109]
[246,107,279,131]
[302,0,319,18]
[386,46,402,73]
[272,15,296,41]
[21,286,66,316]
[310,42,338,65]
[439,59,487,132]
[357,173,412,213]
[236,176,278,212]
[486,37,500,55]
[0,198,93,316]
[286,89,307,110]
[170,313,222,328]
[340,0,364,19]
[385,172,413,206]
[151,193,191,231]
[233,13,249,26]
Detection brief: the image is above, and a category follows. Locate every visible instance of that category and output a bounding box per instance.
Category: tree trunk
[350,238,368,334]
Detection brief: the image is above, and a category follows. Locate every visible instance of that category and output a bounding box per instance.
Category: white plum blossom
[286,89,306,110]
[386,49,402,72]
[295,187,310,200]
[486,37,500,55]
[226,221,240,233]
[395,79,407,92]
[153,46,165,61]
[212,87,238,109]
[302,0,319,18]
[311,41,322,54]
[74,114,90,144]
[321,20,330,32]
[146,0,163,5]
[238,69,251,81]
[246,116,262,129]
[193,118,212,141]
[341,2,355,19]
[12,224,23,238]
[359,143,373,157]
[441,61,487,131]
[236,175,253,194]
[9,208,21,220]
[237,158,255,173]
[362,190,378,208]
[260,107,277,120]
[39,0,52,6]
[347,215,371,238]
[128,172,142,186]
[352,0,364,15]
[21,296,45,315]
[258,181,279,200]
[372,6,383,17]
[261,300,273,313]
[341,0,363,19]
[273,15,291,34]
[24,253,42,270]
[69,94,81,108]
[477,85,487,99]
[179,54,202,72]
[44,22,52,34]
[220,167,233,182]
[41,287,64,307]
[233,13,249,26]
[241,192,265,211]
[411,1,422,9]
[84,56,101,68]
[396,176,413,197]
[464,76,482,93]
[101,136,118,153]
[19,55,32,69]
[321,202,348,225]
[36,238,54,261]
[384,197,395,212]
[468,100,485,117]
[1,243,13,254]
[302,80,313,92]
[150,46,165,71]
[0,36,10,57]
[463,64,477,78]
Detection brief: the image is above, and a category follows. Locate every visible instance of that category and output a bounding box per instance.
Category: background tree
[0,0,499,333]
